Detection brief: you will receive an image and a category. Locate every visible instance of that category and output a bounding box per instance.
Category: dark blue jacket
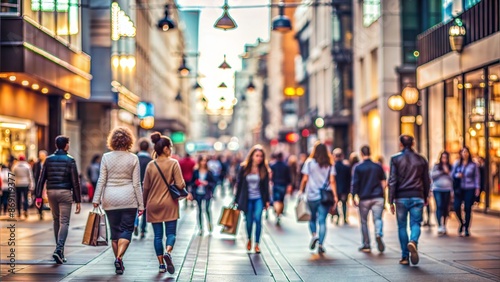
[190,169,217,199]
[351,159,386,200]
[334,160,351,195]
[270,161,291,186]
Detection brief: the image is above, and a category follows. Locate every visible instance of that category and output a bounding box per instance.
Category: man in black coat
[36,136,81,264]
[333,148,351,225]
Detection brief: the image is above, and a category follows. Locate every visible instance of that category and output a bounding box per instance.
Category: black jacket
[351,159,386,200]
[388,148,430,204]
[36,150,82,203]
[270,161,291,186]
[33,161,43,183]
[234,166,270,213]
[137,152,152,184]
[334,160,351,195]
[190,169,217,199]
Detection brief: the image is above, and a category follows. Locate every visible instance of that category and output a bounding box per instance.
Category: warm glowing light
[475,123,482,130]
[401,86,419,104]
[387,94,405,111]
[111,2,136,41]
[41,88,49,94]
[490,74,499,81]
[120,57,128,68]
[458,84,464,89]
[465,83,472,89]
[140,116,155,129]
[0,123,27,129]
[470,129,477,137]
[13,144,26,151]
[284,87,295,96]
[21,80,29,86]
[64,93,71,100]
[112,56,120,68]
[9,76,16,81]
[127,57,136,68]
[314,117,325,128]
[32,84,40,90]
[480,82,486,88]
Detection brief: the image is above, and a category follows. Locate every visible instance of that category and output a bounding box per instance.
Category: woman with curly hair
[299,142,338,254]
[143,132,192,274]
[234,145,271,254]
[93,127,144,275]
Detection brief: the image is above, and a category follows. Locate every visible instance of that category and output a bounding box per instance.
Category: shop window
[428,83,444,162]
[0,0,19,14]
[464,69,485,158]
[445,77,463,158]
[363,0,380,27]
[488,64,500,211]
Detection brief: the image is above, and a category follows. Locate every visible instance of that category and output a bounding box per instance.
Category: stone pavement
[1,192,499,281]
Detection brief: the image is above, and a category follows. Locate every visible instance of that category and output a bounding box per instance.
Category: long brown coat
[143,156,186,223]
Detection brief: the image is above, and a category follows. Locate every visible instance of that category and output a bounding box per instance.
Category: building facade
[0,0,91,168]
[417,0,499,212]
[80,0,189,168]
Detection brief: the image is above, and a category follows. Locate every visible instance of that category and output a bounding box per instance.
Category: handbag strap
[153,161,171,189]
[321,166,331,190]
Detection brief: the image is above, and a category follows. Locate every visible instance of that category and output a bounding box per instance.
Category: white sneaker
[437,226,445,235]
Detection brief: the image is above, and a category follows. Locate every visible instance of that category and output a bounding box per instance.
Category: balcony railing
[417,0,499,66]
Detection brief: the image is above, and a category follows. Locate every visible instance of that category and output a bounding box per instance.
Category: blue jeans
[307,200,329,245]
[433,191,451,226]
[194,194,212,229]
[358,197,384,246]
[395,197,424,258]
[152,220,177,256]
[16,186,29,215]
[134,209,147,233]
[245,198,264,243]
[454,189,475,229]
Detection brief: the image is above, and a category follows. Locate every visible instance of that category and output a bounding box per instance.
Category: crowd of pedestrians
[0,125,486,275]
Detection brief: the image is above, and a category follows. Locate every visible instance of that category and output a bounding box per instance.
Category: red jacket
[178,157,196,183]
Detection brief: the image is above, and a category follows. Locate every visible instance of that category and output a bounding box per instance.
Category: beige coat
[143,156,186,223]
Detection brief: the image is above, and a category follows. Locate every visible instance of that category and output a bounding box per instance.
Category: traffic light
[278,131,299,143]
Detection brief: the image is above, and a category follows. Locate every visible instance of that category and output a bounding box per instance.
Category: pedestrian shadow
[308,253,335,263]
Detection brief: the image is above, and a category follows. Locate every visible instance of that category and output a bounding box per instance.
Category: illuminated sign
[111,2,136,41]
[31,0,79,35]
[137,102,154,119]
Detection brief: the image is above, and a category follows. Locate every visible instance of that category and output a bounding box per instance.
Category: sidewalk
[1,192,500,281]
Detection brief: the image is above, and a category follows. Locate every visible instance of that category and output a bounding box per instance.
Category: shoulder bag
[320,166,334,206]
[154,161,188,200]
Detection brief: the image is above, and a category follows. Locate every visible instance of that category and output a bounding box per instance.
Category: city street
[1,191,499,282]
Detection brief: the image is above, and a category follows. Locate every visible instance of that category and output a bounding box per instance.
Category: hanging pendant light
[178,56,190,76]
[193,81,203,91]
[246,76,256,93]
[272,1,292,32]
[214,0,237,30]
[175,91,182,102]
[218,82,228,88]
[158,5,175,31]
[218,54,232,70]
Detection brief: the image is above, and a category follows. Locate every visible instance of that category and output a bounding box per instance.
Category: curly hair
[107,127,135,151]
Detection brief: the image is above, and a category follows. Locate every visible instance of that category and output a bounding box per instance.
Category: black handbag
[153,161,188,200]
[453,166,462,197]
[320,166,334,206]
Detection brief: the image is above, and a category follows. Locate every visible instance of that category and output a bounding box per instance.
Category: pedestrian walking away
[389,135,430,266]
[12,155,34,219]
[92,127,144,275]
[1,165,11,215]
[351,145,386,253]
[179,153,196,209]
[270,152,292,225]
[87,154,101,194]
[143,132,192,274]
[452,147,480,237]
[33,150,48,220]
[134,138,153,239]
[190,155,217,235]
[431,151,453,236]
[332,148,351,225]
[234,144,271,254]
[35,135,82,264]
[299,142,338,255]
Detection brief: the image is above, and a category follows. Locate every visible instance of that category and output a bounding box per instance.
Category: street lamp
[401,85,419,104]
[449,18,466,53]
[387,94,405,111]
[246,76,256,93]
[158,4,175,31]
[214,0,237,30]
[218,82,228,88]
[272,1,292,32]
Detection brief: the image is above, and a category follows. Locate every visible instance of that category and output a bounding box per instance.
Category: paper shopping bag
[82,208,108,246]
[295,197,311,222]
[218,206,240,227]
[221,209,240,235]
